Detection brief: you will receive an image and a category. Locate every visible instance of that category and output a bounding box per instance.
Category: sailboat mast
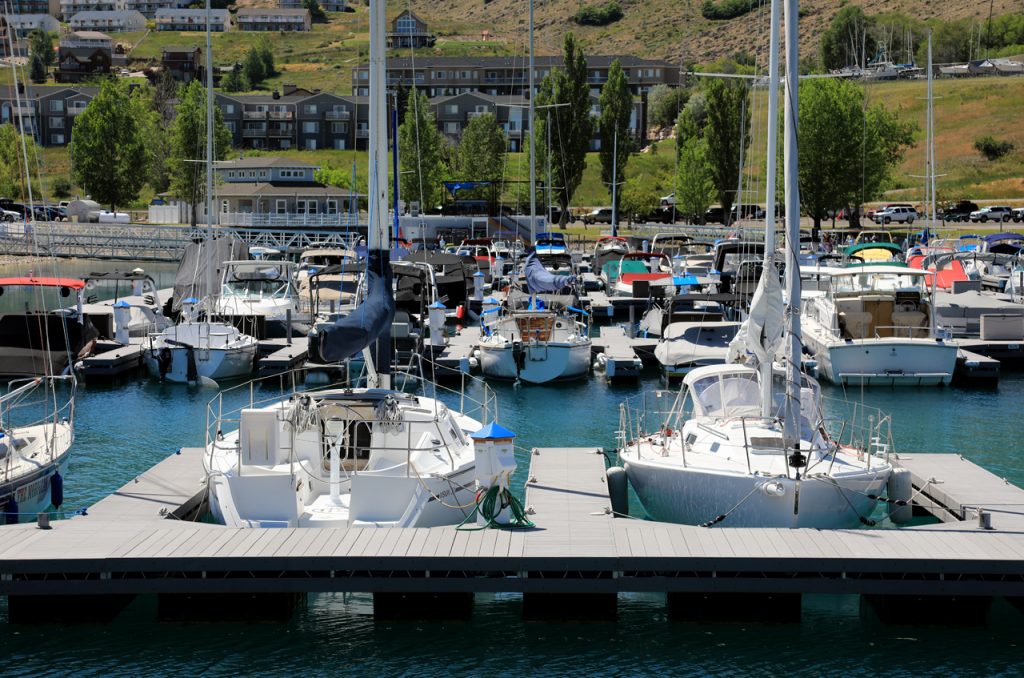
[204,0,214,304]
[759,0,781,419]
[528,0,536,243]
[927,32,936,237]
[781,0,802,464]
[368,0,389,251]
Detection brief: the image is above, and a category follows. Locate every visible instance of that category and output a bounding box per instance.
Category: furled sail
[726,263,784,366]
[312,250,395,370]
[524,250,576,294]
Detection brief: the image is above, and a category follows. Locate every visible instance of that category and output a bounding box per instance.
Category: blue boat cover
[524,250,575,294]
[316,249,395,373]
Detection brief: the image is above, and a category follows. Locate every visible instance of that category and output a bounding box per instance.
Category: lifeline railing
[0,375,76,484]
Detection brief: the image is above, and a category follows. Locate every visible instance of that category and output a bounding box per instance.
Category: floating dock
[77,339,146,378]
[593,326,644,380]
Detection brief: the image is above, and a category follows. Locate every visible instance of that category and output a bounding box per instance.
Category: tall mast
[368,0,389,251]
[759,0,781,418]
[927,32,936,239]
[527,0,536,243]
[782,0,803,467]
[204,0,214,304]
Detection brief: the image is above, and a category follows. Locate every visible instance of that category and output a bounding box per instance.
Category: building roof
[214,182,358,198]
[237,7,310,16]
[68,30,112,40]
[69,10,146,20]
[217,157,318,170]
[162,46,200,54]
[393,8,426,24]
[371,54,674,70]
[0,85,99,100]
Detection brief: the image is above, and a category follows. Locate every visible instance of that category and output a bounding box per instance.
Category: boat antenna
[782,0,804,473]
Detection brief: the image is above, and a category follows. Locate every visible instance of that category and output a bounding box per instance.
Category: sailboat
[0,49,76,523]
[616,0,893,528]
[205,0,507,529]
[143,10,258,384]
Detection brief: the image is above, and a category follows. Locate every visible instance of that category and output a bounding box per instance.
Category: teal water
[0,258,1023,674]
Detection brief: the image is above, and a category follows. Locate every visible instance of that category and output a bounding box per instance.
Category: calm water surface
[0,258,1021,675]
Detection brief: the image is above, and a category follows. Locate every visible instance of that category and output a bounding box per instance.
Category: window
[302,121,317,133]
[307,201,318,214]
[49,100,63,112]
[224,104,235,114]
[333,139,346,150]
[225,121,236,132]
[259,170,267,179]
[50,134,64,145]
[50,117,64,129]
[444,104,458,115]
[444,122,458,135]
[303,104,317,114]
[275,199,287,214]
[249,170,256,178]
[228,170,236,178]
[305,138,317,150]
[331,122,347,133]
[296,199,306,213]
[326,199,337,214]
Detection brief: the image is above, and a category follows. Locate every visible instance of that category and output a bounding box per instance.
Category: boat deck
[0,447,1022,602]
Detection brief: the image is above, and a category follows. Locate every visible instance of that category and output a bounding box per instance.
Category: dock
[76,339,146,378]
[427,327,477,379]
[954,347,1001,385]
[1,440,1023,624]
[593,326,644,380]
[257,336,310,376]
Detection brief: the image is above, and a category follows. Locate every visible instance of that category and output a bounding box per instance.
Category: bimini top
[844,241,903,258]
[0,277,85,289]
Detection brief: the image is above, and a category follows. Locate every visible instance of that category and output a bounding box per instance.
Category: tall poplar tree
[702,79,750,225]
[457,112,506,181]
[398,88,445,211]
[598,59,633,217]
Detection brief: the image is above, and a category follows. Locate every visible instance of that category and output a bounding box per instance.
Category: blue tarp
[524,250,575,294]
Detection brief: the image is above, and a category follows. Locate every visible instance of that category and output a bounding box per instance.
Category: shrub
[700,0,759,21]
[974,135,1015,161]
[572,1,623,26]
[51,176,72,199]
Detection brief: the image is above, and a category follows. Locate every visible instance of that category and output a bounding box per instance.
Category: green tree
[71,78,151,213]
[599,59,633,218]
[256,37,275,77]
[28,30,54,68]
[243,48,266,86]
[676,134,715,224]
[702,78,750,225]
[303,0,327,22]
[620,176,658,223]
[168,80,234,227]
[536,33,592,227]
[820,5,875,70]
[222,65,250,93]
[797,78,915,231]
[457,112,506,181]
[647,84,688,129]
[29,55,47,83]
[398,88,445,211]
[0,124,36,200]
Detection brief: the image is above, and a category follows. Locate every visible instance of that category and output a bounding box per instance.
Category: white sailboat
[143,10,258,384]
[617,0,894,529]
[206,0,518,530]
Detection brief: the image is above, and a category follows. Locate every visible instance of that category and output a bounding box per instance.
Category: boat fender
[455,305,465,320]
[4,497,18,525]
[886,467,913,524]
[157,346,173,381]
[50,471,64,509]
[606,466,628,518]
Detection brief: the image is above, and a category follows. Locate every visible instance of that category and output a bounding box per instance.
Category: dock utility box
[980,313,1024,342]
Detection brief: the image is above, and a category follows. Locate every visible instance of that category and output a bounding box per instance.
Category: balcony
[356,129,369,138]
[243,111,267,120]
[242,127,267,137]
[68,108,86,116]
[467,110,489,119]
[220,212,359,228]
[325,110,350,120]
[268,126,294,137]
[268,111,292,120]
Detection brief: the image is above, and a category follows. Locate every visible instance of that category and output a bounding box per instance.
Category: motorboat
[0,277,98,377]
[216,259,306,338]
[617,0,894,529]
[654,321,740,380]
[0,375,76,523]
[144,299,258,383]
[606,252,675,298]
[80,270,172,340]
[800,265,957,385]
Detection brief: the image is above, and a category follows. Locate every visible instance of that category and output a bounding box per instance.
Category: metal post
[204,0,215,306]
[759,0,781,420]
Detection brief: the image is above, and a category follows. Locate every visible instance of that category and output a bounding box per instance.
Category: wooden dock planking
[86,447,208,522]
[897,453,1024,527]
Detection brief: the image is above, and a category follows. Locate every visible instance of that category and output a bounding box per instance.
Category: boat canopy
[524,251,575,294]
[0,277,85,289]
[844,241,902,260]
[983,232,1024,243]
[683,364,761,418]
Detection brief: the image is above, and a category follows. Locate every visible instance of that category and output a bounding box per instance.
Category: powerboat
[0,277,98,377]
[800,265,957,385]
[654,321,740,380]
[0,376,76,523]
[216,260,306,338]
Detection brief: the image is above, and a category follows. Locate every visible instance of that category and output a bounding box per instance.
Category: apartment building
[352,55,679,98]
[161,46,201,83]
[68,9,146,31]
[9,0,60,16]
[60,0,121,19]
[123,0,188,18]
[235,8,311,32]
[0,85,97,146]
[4,13,61,37]
[155,8,231,31]
[278,0,345,10]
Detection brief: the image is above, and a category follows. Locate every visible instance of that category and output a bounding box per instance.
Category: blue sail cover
[315,249,395,372]
[524,250,576,294]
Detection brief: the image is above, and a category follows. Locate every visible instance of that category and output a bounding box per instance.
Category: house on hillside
[212,156,362,227]
[155,8,231,31]
[123,0,190,19]
[387,9,434,49]
[0,85,97,145]
[235,8,311,31]
[430,91,527,150]
[161,46,202,83]
[5,13,60,37]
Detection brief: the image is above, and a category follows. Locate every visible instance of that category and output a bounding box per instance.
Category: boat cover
[524,250,575,294]
[172,236,248,311]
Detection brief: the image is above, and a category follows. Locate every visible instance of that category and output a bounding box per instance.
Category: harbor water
[1,259,1023,675]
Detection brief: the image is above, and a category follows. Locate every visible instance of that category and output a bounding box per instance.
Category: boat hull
[1,428,72,522]
[623,455,889,529]
[806,335,957,386]
[145,344,256,382]
[478,340,591,383]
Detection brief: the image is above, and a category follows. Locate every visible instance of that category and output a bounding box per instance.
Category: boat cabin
[812,265,932,340]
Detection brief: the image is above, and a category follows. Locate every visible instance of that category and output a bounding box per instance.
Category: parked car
[0,209,20,222]
[633,206,675,224]
[1012,208,1024,223]
[873,206,917,224]
[32,205,63,221]
[940,200,979,223]
[703,206,727,224]
[0,199,29,218]
[731,204,765,220]
[582,207,613,225]
[660,193,675,207]
[970,206,1012,223]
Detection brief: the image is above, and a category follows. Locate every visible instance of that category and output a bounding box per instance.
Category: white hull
[478,340,591,383]
[806,333,956,386]
[145,322,258,383]
[1,423,73,522]
[0,347,72,378]
[624,455,889,529]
